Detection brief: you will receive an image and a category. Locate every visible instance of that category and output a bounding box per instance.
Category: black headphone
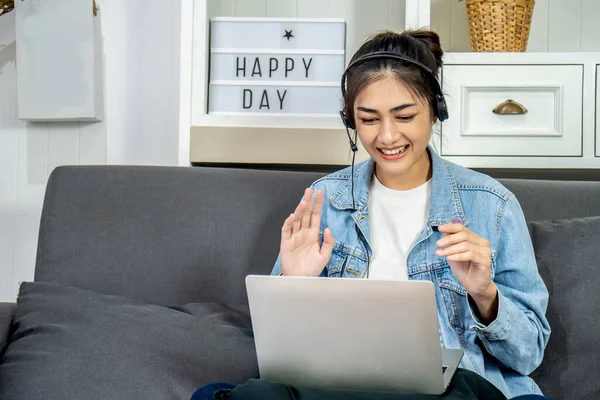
[339,51,449,152]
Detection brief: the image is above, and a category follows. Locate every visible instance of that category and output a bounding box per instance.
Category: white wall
[0,0,183,301]
[107,0,182,166]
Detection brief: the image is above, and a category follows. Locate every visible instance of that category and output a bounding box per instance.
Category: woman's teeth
[380,145,408,155]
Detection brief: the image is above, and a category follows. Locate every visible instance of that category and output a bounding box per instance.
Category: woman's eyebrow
[356,104,417,114]
[390,103,417,112]
[356,106,378,114]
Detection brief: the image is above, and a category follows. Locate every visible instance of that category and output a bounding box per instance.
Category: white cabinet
[437,52,600,169]
[441,65,583,157]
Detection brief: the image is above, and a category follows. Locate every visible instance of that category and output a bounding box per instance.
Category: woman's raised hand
[280,188,335,277]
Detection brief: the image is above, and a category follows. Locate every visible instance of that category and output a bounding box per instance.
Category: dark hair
[343,30,444,125]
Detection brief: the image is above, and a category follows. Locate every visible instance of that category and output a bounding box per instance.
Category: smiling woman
[266,29,550,400]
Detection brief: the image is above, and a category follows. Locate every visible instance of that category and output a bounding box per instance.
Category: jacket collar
[331,147,469,227]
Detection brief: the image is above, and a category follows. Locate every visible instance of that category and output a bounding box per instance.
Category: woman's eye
[360,118,378,124]
[397,115,415,121]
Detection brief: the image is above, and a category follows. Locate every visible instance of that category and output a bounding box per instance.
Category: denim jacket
[271,148,551,398]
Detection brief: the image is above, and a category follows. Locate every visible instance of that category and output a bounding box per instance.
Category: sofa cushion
[528,216,600,400]
[0,303,14,356]
[0,282,258,400]
[35,166,322,307]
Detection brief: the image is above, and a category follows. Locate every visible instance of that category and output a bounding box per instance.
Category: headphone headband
[339,51,448,127]
[341,52,437,97]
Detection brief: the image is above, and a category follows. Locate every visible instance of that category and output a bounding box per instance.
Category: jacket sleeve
[466,195,551,376]
[271,254,283,276]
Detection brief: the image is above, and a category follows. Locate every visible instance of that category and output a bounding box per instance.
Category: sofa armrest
[0,302,15,354]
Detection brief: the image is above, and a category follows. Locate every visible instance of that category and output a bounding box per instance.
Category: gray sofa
[0,165,599,400]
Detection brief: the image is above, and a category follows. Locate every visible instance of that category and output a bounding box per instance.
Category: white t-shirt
[367,175,432,280]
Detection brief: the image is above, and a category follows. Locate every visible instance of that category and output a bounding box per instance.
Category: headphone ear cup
[340,111,348,127]
[343,110,356,130]
[339,110,355,130]
[339,110,358,152]
[436,95,449,122]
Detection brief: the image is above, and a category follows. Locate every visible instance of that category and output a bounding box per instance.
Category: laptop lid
[246,275,458,394]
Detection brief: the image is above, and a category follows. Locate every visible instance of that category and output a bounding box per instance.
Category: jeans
[190,369,551,399]
[190,383,236,400]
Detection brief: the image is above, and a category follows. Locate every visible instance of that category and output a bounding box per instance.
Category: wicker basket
[465,0,535,52]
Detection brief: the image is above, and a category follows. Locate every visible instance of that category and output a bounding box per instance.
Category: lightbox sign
[208,18,346,116]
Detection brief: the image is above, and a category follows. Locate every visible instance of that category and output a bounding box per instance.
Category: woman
[192,29,550,400]
[271,30,550,399]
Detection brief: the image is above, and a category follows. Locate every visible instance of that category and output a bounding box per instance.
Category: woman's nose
[378,118,399,143]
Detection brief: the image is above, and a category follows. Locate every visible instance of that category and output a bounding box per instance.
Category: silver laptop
[245,275,464,395]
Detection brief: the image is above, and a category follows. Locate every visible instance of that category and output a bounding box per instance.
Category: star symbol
[283,30,294,41]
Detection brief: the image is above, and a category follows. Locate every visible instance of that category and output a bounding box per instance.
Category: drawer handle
[492,99,528,115]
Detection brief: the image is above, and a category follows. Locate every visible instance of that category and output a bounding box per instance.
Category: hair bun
[405,30,443,73]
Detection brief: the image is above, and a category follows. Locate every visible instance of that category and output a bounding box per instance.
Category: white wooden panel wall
[432,0,600,52]
[579,0,600,52]
[107,0,181,166]
[0,14,18,302]
[526,0,549,52]
[0,8,109,302]
[0,0,183,301]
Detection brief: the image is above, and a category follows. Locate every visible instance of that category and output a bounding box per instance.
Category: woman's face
[354,74,435,190]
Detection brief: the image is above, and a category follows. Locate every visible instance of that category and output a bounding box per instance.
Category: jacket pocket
[325,245,349,277]
[436,263,470,330]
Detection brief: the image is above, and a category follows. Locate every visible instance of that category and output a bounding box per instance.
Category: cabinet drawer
[441,65,583,157]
